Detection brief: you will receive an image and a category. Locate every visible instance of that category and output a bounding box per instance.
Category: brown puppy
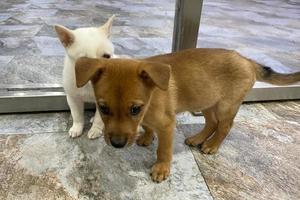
[75,48,300,182]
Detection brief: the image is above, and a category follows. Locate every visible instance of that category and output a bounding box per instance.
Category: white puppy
[54,15,115,139]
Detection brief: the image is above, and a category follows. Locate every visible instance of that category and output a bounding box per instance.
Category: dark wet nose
[110,136,127,148]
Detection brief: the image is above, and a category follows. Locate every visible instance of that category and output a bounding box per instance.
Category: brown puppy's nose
[110,136,127,148]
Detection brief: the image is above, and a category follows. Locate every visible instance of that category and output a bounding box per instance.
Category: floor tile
[0,126,213,200]
[186,101,300,200]
[0,112,69,134]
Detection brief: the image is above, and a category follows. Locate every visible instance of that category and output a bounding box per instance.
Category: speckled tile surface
[0,128,213,200]
[0,101,299,199]
[0,0,300,199]
[186,101,300,200]
[0,112,69,134]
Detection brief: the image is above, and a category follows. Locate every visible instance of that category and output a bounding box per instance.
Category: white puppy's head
[54,15,115,60]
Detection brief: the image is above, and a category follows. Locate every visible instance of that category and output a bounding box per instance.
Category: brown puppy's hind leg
[185,106,218,146]
[137,125,154,147]
[201,101,242,154]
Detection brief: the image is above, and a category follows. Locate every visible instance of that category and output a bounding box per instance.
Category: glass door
[196,0,300,101]
[0,0,299,114]
[0,0,175,113]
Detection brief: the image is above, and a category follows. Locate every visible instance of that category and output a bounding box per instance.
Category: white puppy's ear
[54,25,74,48]
[75,57,105,87]
[100,15,115,38]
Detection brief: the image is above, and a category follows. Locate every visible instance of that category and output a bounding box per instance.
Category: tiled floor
[188,101,300,200]
[0,102,299,199]
[1,0,300,199]
[0,111,213,200]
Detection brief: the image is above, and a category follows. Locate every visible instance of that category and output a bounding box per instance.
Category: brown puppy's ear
[138,62,171,91]
[54,25,74,48]
[75,57,104,88]
[100,15,115,38]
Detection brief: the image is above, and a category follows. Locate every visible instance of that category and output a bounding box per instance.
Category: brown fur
[75,48,300,182]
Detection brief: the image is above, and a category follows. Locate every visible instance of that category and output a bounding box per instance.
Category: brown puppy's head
[75,57,170,148]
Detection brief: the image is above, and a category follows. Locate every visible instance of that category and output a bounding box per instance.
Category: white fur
[56,17,115,139]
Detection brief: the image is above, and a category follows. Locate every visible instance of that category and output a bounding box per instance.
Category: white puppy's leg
[87,105,104,139]
[67,95,84,138]
[89,116,94,123]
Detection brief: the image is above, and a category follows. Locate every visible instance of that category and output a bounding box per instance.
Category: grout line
[188,146,215,200]
[0,130,68,135]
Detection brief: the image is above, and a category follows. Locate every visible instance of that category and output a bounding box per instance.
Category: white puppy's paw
[89,116,95,123]
[69,123,84,138]
[87,125,103,139]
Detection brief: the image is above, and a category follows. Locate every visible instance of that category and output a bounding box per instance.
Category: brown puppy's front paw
[136,134,154,147]
[184,137,199,147]
[151,162,170,183]
[184,135,205,147]
[87,126,102,139]
[201,140,219,154]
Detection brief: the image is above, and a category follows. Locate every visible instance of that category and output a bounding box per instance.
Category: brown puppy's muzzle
[109,135,128,148]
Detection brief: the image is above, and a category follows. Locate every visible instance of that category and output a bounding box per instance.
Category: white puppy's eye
[102,53,111,59]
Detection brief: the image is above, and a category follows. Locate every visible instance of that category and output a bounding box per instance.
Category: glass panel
[0,0,299,113]
[0,0,175,86]
[197,0,300,73]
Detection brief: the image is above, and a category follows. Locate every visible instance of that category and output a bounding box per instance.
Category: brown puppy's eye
[130,105,141,116]
[99,104,110,115]
[102,53,111,59]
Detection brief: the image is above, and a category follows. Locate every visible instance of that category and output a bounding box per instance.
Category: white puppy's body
[55,16,115,139]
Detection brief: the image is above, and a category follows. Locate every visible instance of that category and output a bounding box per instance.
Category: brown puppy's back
[145,48,256,112]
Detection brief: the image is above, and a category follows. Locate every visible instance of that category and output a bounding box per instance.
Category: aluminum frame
[0,83,299,113]
[172,0,203,52]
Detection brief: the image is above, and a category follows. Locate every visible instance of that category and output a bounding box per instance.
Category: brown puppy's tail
[254,63,300,85]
